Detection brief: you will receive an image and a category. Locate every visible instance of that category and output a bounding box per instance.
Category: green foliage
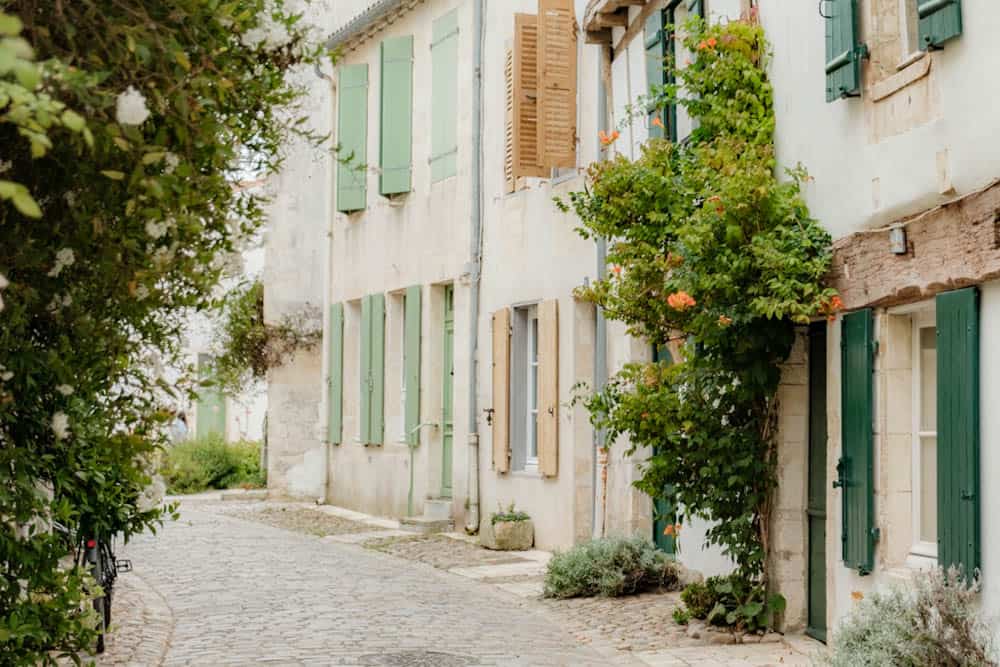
[560,18,836,580]
[491,501,530,525]
[827,568,998,667]
[679,574,785,633]
[161,435,264,494]
[680,580,717,619]
[0,2,323,662]
[542,536,679,599]
[672,606,691,626]
[213,279,321,394]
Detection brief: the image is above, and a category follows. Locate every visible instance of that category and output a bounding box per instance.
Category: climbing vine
[561,18,838,583]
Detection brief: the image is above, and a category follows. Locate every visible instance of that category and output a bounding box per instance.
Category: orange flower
[651,116,664,129]
[707,37,717,48]
[611,264,622,276]
[718,315,732,327]
[697,40,708,50]
[851,591,864,602]
[667,291,696,311]
[830,295,844,311]
[663,523,682,536]
[611,130,620,140]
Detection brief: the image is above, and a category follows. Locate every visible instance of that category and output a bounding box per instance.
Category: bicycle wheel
[93,594,107,654]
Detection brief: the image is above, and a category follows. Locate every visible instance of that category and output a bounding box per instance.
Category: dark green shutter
[404,286,422,445]
[336,64,368,212]
[328,303,344,444]
[360,295,372,443]
[687,0,704,18]
[430,11,459,183]
[918,0,962,49]
[824,0,864,102]
[380,36,413,195]
[936,287,979,575]
[644,11,668,140]
[839,309,875,575]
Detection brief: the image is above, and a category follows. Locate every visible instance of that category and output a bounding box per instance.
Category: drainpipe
[593,45,612,538]
[464,0,485,534]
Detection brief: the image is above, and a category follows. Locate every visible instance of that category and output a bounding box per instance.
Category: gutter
[464,0,485,535]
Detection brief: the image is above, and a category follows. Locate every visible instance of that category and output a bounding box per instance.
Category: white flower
[56,384,74,396]
[134,284,150,300]
[163,152,180,174]
[63,190,77,207]
[721,415,729,427]
[115,85,151,126]
[731,377,741,388]
[47,248,75,277]
[1,371,13,382]
[152,246,175,268]
[240,8,291,49]
[51,412,70,440]
[145,220,168,239]
[711,397,721,410]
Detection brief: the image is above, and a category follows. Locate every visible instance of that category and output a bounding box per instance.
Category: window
[511,304,539,471]
[900,0,921,63]
[911,309,937,561]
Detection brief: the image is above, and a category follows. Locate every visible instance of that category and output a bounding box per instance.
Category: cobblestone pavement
[364,534,532,570]
[214,502,385,537]
[94,569,173,666]
[111,501,618,666]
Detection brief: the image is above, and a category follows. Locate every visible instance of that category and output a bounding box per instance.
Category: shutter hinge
[871,526,881,542]
[872,340,879,355]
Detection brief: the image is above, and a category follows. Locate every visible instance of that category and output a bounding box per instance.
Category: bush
[161,435,264,494]
[681,580,718,619]
[827,567,998,667]
[678,574,785,632]
[543,536,679,599]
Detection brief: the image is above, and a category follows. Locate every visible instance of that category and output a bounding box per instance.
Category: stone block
[480,518,534,550]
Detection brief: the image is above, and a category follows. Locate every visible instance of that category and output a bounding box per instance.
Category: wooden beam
[585,28,613,44]
[593,11,628,28]
[613,0,661,59]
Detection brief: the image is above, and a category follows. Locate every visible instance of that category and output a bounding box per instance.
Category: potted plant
[480,502,533,550]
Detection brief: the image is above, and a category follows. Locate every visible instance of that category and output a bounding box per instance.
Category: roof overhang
[324,0,426,54]
[583,0,648,45]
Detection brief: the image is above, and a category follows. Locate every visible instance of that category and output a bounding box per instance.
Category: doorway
[807,322,828,642]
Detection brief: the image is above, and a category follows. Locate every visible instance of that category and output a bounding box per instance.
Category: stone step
[398,516,455,534]
[422,498,453,521]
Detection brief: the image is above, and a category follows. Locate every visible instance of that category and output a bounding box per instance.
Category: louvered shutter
[369,292,385,445]
[537,299,559,476]
[504,48,516,193]
[824,0,864,103]
[336,64,368,212]
[537,0,578,169]
[936,287,979,575]
[328,303,344,444]
[644,10,667,140]
[360,295,373,443]
[404,285,422,446]
[839,309,875,575]
[513,14,547,181]
[380,36,413,195]
[431,11,459,183]
[492,308,511,473]
[918,0,962,49]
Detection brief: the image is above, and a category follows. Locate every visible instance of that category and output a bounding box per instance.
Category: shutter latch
[961,490,976,501]
[871,526,881,542]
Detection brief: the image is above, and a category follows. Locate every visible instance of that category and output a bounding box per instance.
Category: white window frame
[909,307,938,566]
[510,302,539,473]
[898,0,924,69]
[526,310,539,470]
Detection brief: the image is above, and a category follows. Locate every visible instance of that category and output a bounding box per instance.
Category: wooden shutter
[328,303,344,444]
[336,64,368,212]
[644,10,667,140]
[369,292,385,445]
[839,309,875,575]
[512,14,547,181]
[360,295,372,443]
[936,287,979,575]
[380,36,413,195]
[537,299,559,477]
[918,0,962,50]
[404,285,422,446]
[431,11,459,183]
[504,48,516,194]
[824,0,863,103]
[492,308,511,473]
[537,0,578,169]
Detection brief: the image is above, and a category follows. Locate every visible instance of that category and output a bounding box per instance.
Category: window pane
[920,326,936,432]
[920,435,937,544]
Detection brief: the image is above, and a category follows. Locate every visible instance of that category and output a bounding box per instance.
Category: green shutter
[839,308,875,575]
[430,10,459,183]
[936,287,979,575]
[687,0,704,18]
[336,64,368,212]
[369,292,385,445]
[360,295,372,443]
[918,0,962,49]
[824,0,864,103]
[379,36,413,195]
[328,303,344,444]
[644,11,667,140]
[404,286,422,445]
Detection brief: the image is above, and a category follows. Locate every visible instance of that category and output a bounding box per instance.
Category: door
[807,322,828,642]
[196,354,227,440]
[651,344,676,554]
[441,285,455,498]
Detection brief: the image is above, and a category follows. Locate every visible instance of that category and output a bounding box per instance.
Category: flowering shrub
[559,17,835,585]
[0,2,321,662]
[543,536,679,599]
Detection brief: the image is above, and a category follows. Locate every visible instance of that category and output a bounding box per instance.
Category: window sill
[871,53,932,102]
[508,469,543,479]
[905,549,938,572]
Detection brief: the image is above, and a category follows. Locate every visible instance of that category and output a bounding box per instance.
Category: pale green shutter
[824,0,864,102]
[369,293,385,444]
[644,11,667,140]
[404,285,422,445]
[918,0,962,49]
[431,10,459,183]
[936,287,979,575]
[328,303,344,444]
[360,295,372,443]
[380,36,414,195]
[337,64,368,212]
[839,308,876,575]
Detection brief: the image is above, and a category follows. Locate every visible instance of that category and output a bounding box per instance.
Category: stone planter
[480,517,534,550]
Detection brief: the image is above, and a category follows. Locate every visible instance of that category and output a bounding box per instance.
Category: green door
[441,285,455,498]
[196,354,226,440]
[807,323,828,642]
[651,344,676,554]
